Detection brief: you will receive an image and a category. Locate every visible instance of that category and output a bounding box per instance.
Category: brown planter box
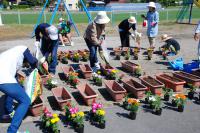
[140,76,164,95]
[121,61,139,73]
[76,83,98,106]
[192,68,200,77]
[122,78,147,99]
[51,87,72,110]
[101,64,115,75]
[104,80,127,102]
[62,66,75,79]
[30,96,43,117]
[113,47,122,55]
[173,71,200,87]
[79,64,93,79]
[156,73,186,92]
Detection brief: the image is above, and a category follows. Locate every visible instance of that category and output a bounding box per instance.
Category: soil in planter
[161,74,182,82]
[126,80,143,88]
[143,77,162,86]
[31,97,42,106]
[176,72,199,80]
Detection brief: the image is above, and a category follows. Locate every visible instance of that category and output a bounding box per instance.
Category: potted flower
[38,61,49,75]
[162,87,173,101]
[135,65,142,77]
[127,98,140,120]
[64,103,73,122]
[41,107,60,133]
[124,49,131,60]
[147,48,154,60]
[133,47,139,60]
[106,69,118,80]
[73,52,80,63]
[144,90,153,104]
[151,96,162,115]
[46,76,57,89]
[90,102,106,129]
[187,84,197,99]
[122,94,130,110]
[71,111,85,133]
[68,72,79,87]
[92,71,103,86]
[172,94,187,112]
[82,52,89,62]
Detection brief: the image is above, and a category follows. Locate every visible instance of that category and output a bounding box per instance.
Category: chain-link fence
[0,8,199,25]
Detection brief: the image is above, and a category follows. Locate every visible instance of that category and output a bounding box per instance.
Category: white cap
[128,16,137,24]
[147,2,156,8]
[94,11,110,24]
[47,25,58,40]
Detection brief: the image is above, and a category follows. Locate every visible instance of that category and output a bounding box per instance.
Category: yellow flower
[78,111,85,117]
[71,114,76,118]
[97,71,101,75]
[53,113,58,118]
[97,109,105,116]
[50,119,56,124]
[54,117,60,123]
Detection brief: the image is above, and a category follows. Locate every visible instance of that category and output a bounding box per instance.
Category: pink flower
[46,113,52,117]
[97,103,103,108]
[44,107,49,114]
[92,109,96,113]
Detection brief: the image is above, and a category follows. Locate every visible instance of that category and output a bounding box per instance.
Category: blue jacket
[146,11,159,37]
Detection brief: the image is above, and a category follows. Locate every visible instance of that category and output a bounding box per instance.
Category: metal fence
[0,8,199,26]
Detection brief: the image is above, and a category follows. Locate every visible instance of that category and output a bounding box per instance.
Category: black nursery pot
[164,94,170,101]
[129,112,137,120]
[188,92,194,100]
[171,99,177,107]
[115,55,120,60]
[155,108,162,116]
[75,125,84,133]
[62,58,68,64]
[177,105,184,112]
[98,121,106,129]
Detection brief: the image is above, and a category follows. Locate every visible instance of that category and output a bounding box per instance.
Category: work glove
[131,33,135,39]
[34,41,40,47]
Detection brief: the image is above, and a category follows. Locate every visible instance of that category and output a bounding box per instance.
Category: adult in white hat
[84,11,110,72]
[118,16,141,47]
[35,23,59,75]
[141,2,159,48]
[160,34,180,55]
[194,20,200,60]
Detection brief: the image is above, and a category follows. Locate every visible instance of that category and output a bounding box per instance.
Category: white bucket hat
[161,34,172,42]
[147,2,156,8]
[94,11,110,24]
[128,16,137,24]
[47,25,58,40]
[59,17,63,22]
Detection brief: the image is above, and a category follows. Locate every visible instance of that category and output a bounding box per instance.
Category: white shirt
[0,46,27,84]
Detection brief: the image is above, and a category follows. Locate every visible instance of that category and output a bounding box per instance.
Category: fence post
[166,10,169,22]
[44,11,46,23]
[18,10,21,24]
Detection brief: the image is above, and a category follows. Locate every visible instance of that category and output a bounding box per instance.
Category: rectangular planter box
[192,68,200,77]
[62,66,75,79]
[104,80,127,102]
[101,64,115,75]
[51,87,72,110]
[121,61,139,73]
[173,71,200,87]
[140,76,164,95]
[30,96,43,117]
[79,64,93,79]
[122,78,147,99]
[156,73,186,92]
[76,83,98,106]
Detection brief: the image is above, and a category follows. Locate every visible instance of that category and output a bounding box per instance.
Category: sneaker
[70,41,74,46]
[0,111,15,123]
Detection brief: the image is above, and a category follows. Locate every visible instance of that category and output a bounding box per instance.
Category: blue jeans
[41,37,58,74]
[0,83,31,133]
[84,38,98,68]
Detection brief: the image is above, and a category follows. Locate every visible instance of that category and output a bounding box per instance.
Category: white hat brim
[128,19,137,24]
[161,37,172,42]
[94,16,110,24]
[147,5,156,8]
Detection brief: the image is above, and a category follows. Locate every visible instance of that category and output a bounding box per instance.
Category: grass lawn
[1,7,199,24]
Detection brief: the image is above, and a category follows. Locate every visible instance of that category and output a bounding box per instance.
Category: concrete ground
[0,24,200,133]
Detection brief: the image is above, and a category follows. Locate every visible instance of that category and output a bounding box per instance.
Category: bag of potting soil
[24,68,43,103]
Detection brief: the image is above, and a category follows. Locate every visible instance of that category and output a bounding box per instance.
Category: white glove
[39,57,46,64]
[131,33,135,39]
[34,41,40,47]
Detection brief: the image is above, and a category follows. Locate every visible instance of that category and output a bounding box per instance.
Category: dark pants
[0,83,31,133]
[119,31,130,47]
[41,37,58,74]
[84,38,98,68]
